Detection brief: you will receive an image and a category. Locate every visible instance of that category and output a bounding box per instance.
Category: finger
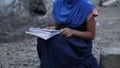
[60,29,64,33]
[62,31,72,37]
[60,29,66,35]
[66,35,71,37]
[66,33,72,37]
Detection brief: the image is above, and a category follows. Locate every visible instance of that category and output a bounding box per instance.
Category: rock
[0,0,55,43]
[0,0,14,8]
[100,48,120,68]
[99,0,120,7]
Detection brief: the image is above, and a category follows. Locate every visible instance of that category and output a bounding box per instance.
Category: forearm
[71,30,95,40]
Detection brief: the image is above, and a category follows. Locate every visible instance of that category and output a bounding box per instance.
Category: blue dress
[37,22,99,68]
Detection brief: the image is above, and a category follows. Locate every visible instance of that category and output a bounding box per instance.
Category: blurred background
[0,0,120,68]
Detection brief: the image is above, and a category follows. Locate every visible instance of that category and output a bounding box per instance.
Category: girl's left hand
[60,28,73,37]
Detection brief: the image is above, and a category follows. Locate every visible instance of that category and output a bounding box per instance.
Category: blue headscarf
[52,0,95,27]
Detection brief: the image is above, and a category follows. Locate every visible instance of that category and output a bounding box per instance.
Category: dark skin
[61,14,95,40]
[45,14,95,40]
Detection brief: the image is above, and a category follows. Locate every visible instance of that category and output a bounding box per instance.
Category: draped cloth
[37,0,99,68]
[37,35,99,68]
[52,0,95,27]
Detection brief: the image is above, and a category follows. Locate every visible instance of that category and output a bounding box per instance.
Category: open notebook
[26,27,60,40]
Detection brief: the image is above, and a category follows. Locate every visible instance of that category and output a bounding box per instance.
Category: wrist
[71,29,75,36]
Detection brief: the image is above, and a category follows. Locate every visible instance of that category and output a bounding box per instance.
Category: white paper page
[26,27,60,40]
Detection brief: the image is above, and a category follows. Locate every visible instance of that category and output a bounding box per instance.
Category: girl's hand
[61,28,73,37]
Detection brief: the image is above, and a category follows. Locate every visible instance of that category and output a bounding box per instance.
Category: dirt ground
[0,0,120,68]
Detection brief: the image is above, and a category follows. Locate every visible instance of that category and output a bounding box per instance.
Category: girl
[37,0,99,68]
